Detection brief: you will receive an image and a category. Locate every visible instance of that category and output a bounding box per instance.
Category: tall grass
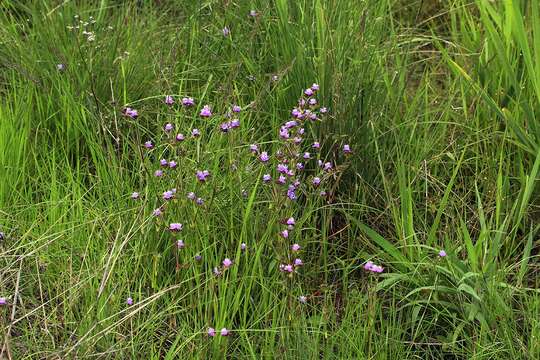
[0,0,539,358]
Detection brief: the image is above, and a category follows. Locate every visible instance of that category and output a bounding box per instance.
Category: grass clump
[0,0,539,359]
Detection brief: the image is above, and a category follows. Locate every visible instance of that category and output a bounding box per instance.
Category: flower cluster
[127,83,359,337]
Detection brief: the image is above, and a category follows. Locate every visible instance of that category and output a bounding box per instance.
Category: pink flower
[280,229,289,239]
[177,240,185,249]
[175,133,185,142]
[222,258,233,268]
[220,328,230,336]
[165,95,174,105]
[131,192,139,199]
[291,243,301,252]
[164,123,174,132]
[169,223,183,232]
[294,258,303,267]
[200,105,212,117]
[207,327,216,337]
[363,261,384,273]
[126,297,133,305]
[182,97,195,106]
[438,250,447,257]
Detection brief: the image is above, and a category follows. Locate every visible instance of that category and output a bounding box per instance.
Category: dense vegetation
[1,1,539,358]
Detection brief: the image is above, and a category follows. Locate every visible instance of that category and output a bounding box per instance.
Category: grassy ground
[0,0,539,358]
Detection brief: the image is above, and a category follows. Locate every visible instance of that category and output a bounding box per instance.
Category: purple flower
[296,163,304,170]
[182,97,195,107]
[220,122,230,132]
[308,98,317,106]
[160,159,168,167]
[304,88,314,97]
[154,170,164,177]
[196,197,204,205]
[279,127,290,139]
[291,243,301,252]
[195,254,202,261]
[169,223,183,232]
[312,177,321,186]
[164,123,174,132]
[187,192,196,200]
[282,264,293,273]
[277,164,289,174]
[298,99,306,107]
[438,250,447,257]
[192,128,201,137]
[309,112,318,121]
[323,162,333,171]
[250,144,259,153]
[124,107,138,119]
[259,151,270,162]
[311,83,320,91]
[153,208,163,216]
[277,175,286,185]
[303,152,311,159]
[319,107,328,114]
[131,192,139,199]
[319,190,327,197]
[232,105,241,113]
[312,142,320,149]
[196,170,210,182]
[280,229,289,239]
[222,27,230,36]
[207,327,216,337]
[169,161,177,169]
[294,258,303,267]
[363,261,384,273]
[287,187,297,200]
[126,297,133,306]
[286,217,295,226]
[164,95,174,105]
[144,141,154,149]
[220,328,230,336]
[175,133,185,142]
[293,137,302,144]
[241,243,247,251]
[291,108,301,118]
[163,190,174,200]
[343,144,352,154]
[223,258,233,268]
[263,174,271,182]
[299,295,307,304]
[249,9,257,17]
[176,240,185,249]
[230,119,240,128]
[200,105,212,117]
[298,128,305,135]
[284,120,297,129]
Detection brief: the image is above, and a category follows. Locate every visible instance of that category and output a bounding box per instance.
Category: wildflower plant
[128,83,353,343]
